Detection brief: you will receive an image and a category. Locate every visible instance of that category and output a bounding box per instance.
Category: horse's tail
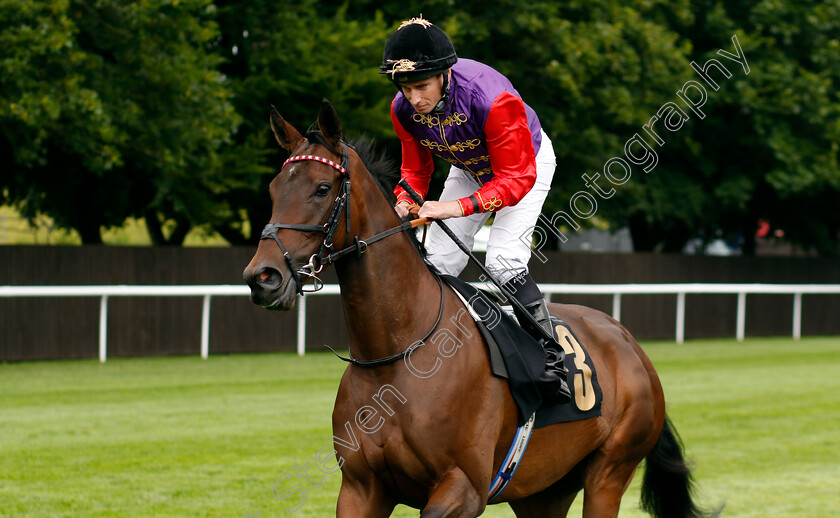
[640,414,723,518]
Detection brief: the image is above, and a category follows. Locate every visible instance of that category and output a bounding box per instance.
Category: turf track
[1,337,838,517]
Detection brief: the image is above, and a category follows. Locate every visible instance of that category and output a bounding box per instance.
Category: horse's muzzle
[243,265,297,310]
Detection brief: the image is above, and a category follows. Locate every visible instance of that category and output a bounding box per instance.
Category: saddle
[442,275,602,429]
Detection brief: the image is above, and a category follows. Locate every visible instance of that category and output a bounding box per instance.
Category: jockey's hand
[395,201,422,219]
[395,201,412,219]
[418,200,464,220]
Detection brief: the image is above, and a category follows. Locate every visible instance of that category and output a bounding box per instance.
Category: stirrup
[524,300,570,377]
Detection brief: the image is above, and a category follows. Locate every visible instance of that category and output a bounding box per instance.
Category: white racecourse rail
[1,283,839,362]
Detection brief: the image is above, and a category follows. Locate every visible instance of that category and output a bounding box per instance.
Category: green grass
[2,337,838,517]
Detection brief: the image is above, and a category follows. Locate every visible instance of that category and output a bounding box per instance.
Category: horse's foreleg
[336,476,396,518]
[420,468,484,518]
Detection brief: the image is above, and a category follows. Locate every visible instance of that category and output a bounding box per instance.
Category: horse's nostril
[256,267,282,289]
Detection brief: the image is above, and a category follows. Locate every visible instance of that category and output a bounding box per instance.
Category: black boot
[523,298,569,375]
[502,272,571,404]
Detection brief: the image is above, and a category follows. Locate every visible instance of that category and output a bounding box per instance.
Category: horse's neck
[333,192,442,360]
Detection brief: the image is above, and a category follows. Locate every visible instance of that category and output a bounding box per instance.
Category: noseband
[259,138,420,295]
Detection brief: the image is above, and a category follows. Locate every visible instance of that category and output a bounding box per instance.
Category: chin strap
[432,71,451,113]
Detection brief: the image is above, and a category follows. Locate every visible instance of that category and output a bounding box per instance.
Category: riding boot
[502,272,571,404]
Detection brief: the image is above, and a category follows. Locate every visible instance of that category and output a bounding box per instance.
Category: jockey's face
[400,73,444,114]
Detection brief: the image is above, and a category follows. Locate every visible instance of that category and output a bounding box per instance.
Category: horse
[243,99,720,518]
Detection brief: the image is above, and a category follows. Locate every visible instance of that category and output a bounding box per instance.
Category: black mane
[348,135,400,204]
[349,136,432,264]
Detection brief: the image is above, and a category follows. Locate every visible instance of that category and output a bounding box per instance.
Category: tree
[0,0,239,244]
[3,0,837,255]
[209,0,395,243]
[583,0,840,256]
[673,0,840,256]
[440,0,840,256]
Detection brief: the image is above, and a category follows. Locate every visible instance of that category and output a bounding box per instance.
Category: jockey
[381,17,568,396]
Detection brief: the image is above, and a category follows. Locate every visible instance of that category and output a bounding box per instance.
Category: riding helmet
[380,17,458,85]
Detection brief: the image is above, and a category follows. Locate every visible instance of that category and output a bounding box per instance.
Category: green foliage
[0,0,239,244]
[1,0,838,254]
[621,0,840,254]
[439,1,700,251]
[211,0,394,242]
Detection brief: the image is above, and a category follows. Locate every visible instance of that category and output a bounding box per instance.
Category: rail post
[675,292,686,344]
[99,295,109,363]
[736,292,747,342]
[793,292,802,340]
[612,293,622,321]
[201,294,211,359]
[297,295,307,356]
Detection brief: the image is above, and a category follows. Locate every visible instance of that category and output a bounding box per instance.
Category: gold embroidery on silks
[412,112,468,128]
[460,156,490,166]
[473,167,493,177]
[421,138,482,153]
[475,192,503,212]
[483,196,503,211]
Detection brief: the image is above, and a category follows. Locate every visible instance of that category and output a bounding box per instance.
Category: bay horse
[243,100,719,518]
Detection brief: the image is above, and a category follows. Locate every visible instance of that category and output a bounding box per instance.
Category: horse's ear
[317,98,343,148]
[270,105,304,151]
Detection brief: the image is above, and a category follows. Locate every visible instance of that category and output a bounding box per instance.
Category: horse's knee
[421,469,485,517]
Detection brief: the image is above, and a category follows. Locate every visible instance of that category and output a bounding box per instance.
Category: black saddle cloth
[442,275,602,429]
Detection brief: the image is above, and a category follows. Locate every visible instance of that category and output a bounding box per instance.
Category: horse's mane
[349,135,434,266]
[346,135,399,204]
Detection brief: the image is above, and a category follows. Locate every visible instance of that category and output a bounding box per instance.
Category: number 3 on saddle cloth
[442,275,603,429]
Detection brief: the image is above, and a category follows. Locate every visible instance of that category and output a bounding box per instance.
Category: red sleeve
[391,99,434,205]
[456,92,537,216]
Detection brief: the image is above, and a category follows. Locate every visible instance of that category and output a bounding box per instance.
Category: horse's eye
[314,183,331,197]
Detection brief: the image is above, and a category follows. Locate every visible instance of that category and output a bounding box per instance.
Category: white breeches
[425,130,555,285]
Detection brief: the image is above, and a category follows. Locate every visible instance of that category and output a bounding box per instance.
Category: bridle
[258,135,445,367]
[259,137,415,296]
[259,139,352,295]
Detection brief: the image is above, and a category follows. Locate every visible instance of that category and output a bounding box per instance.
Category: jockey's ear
[270,105,304,151]
[317,98,343,149]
